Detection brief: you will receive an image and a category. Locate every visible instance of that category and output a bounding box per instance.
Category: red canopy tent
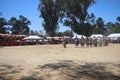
[0,33,26,46]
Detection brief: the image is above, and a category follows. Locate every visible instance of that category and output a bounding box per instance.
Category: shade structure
[107,33,120,37]
[72,35,86,39]
[0,33,26,39]
[90,34,103,38]
[46,36,71,39]
[107,33,120,40]
[22,35,42,40]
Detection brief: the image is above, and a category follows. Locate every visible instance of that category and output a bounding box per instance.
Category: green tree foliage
[61,0,95,36]
[109,17,120,33]
[110,25,120,33]
[117,16,120,22]
[84,13,96,36]
[9,15,31,35]
[57,32,64,36]
[0,17,7,33]
[38,0,95,36]
[106,17,120,34]
[57,30,73,37]
[106,22,115,34]
[29,30,35,35]
[29,30,44,37]
[9,17,20,34]
[19,15,31,35]
[93,17,106,34]
[38,0,63,36]
[63,30,73,37]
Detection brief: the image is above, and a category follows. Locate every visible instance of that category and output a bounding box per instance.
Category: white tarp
[107,33,120,40]
[90,34,103,38]
[107,33,120,38]
[22,35,42,40]
[46,36,71,39]
[72,35,86,39]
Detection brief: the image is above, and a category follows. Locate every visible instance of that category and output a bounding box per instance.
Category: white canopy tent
[72,35,86,39]
[90,34,103,38]
[107,33,120,40]
[22,35,42,40]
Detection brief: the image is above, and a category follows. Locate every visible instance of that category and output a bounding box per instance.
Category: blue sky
[0,0,120,33]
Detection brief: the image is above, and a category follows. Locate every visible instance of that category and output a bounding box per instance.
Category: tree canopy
[0,17,7,34]
[0,1,120,37]
[8,15,31,35]
[57,30,73,37]
[62,0,95,35]
[38,0,63,36]
[0,15,31,35]
[38,0,95,36]
[106,16,120,34]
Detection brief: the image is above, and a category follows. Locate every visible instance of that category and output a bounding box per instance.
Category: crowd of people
[62,35,109,48]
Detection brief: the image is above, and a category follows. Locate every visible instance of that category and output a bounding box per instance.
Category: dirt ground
[0,44,120,80]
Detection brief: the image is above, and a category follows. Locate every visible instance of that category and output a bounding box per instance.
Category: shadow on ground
[0,60,120,80]
[20,60,120,80]
[0,64,23,80]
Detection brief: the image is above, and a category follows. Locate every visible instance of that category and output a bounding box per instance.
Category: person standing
[89,37,93,47]
[63,37,67,48]
[104,36,108,46]
[98,36,101,47]
[93,36,97,47]
[74,36,79,48]
[86,37,89,47]
[80,35,85,47]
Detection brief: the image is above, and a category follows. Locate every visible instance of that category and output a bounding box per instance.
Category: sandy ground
[0,44,120,80]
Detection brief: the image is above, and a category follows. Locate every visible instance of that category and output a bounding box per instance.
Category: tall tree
[109,17,120,33]
[9,17,20,34]
[0,17,7,33]
[9,15,31,35]
[62,0,95,36]
[57,32,64,36]
[106,22,115,34]
[106,17,120,34]
[63,30,73,37]
[93,17,105,34]
[19,15,31,35]
[117,16,120,23]
[38,0,62,36]
[84,13,96,36]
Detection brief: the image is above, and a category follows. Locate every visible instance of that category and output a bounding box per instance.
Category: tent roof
[46,36,70,39]
[107,33,120,37]
[72,35,86,39]
[22,35,42,40]
[0,33,26,39]
[90,34,103,38]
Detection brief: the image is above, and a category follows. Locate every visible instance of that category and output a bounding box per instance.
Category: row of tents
[17,33,120,44]
[73,33,120,40]
[0,33,120,46]
[1,33,118,40]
